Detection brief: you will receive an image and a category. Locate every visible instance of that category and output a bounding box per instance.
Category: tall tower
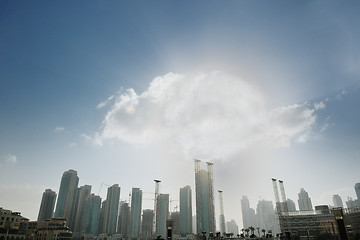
[153,180,161,236]
[355,183,360,200]
[156,193,169,238]
[298,188,313,211]
[54,170,79,222]
[142,209,154,239]
[218,190,226,235]
[333,195,344,208]
[104,184,121,234]
[179,186,192,236]
[38,189,57,221]
[129,188,143,238]
[83,193,102,235]
[74,185,92,233]
[194,160,216,235]
[240,196,256,229]
[117,201,130,237]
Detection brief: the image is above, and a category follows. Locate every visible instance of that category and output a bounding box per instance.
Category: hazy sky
[1,1,360,228]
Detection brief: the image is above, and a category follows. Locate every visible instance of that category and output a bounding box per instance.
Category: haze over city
[1,0,360,231]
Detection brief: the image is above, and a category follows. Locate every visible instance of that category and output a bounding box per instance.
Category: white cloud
[314,101,325,110]
[96,95,114,109]
[4,154,17,164]
[94,72,324,160]
[54,126,65,132]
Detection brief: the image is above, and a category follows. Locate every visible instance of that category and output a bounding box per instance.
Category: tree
[245,229,250,237]
[262,229,266,237]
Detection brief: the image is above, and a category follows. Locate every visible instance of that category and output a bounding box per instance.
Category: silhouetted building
[333,195,344,208]
[129,188,142,238]
[54,170,79,224]
[141,209,153,239]
[38,189,57,221]
[179,186,192,236]
[298,188,313,211]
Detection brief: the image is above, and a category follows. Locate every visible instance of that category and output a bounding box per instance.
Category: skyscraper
[256,200,279,234]
[129,188,142,238]
[333,194,344,208]
[226,219,239,235]
[104,184,121,235]
[38,189,57,221]
[179,186,192,236]
[218,190,226,235]
[194,160,216,235]
[298,188,313,211]
[74,185,92,233]
[83,193,102,235]
[240,196,256,229]
[141,209,153,239]
[170,211,180,235]
[54,170,79,223]
[117,201,130,237]
[355,183,360,200]
[156,193,169,238]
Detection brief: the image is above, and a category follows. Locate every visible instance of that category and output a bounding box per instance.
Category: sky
[1,0,360,229]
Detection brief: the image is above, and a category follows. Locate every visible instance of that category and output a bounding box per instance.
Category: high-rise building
[98,199,107,234]
[298,188,313,211]
[218,190,226,234]
[194,160,215,235]
[226,219,239,235]
[355,183,360,200]
[241,196,257,229]
[83,193,102,235]
[104,184,121,235]
[156,193,169,238]
[346,197,360,208]
[141,209,153,239]
[256,200,279,234]
[280,199,297,212]
[179,186,192,236]
[117,201,130,237]
[73,185,92,233]
[38,189,57,221]
[170,211,180,235]
[129,188,142,238]
[333,194,344,208]
[54,170,79,223]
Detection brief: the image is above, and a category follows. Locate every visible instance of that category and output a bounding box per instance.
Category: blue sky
[1,1,360,228]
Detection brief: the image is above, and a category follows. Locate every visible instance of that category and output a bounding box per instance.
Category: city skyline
[1,0,360,230]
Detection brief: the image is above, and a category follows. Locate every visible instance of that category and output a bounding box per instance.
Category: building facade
[241,196,257,229]
[333,195,344,208]
[117,201,130,238]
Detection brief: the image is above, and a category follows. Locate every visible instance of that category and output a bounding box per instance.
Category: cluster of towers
[37,160,219,238]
